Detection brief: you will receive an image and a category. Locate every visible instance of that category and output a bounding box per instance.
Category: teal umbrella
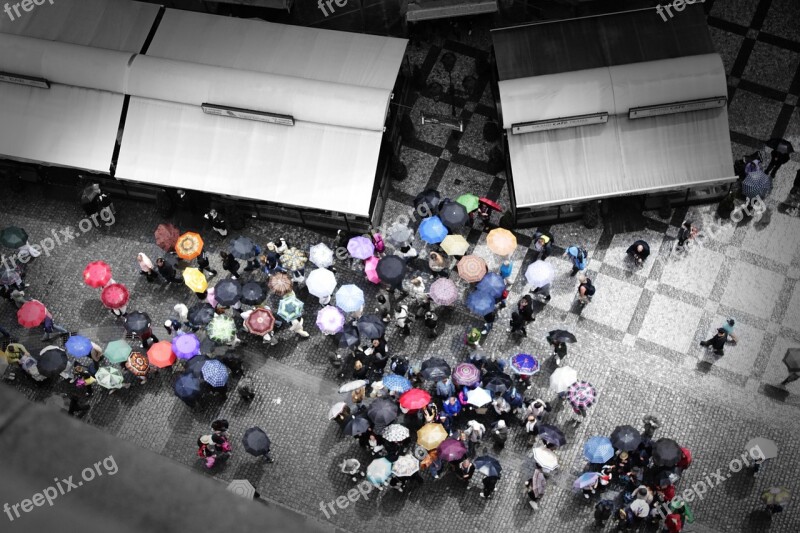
[208,315,237,344]
[0,227,28,249]
[278,295,304,322]
[95,367,125,389]
[104,340,132,364]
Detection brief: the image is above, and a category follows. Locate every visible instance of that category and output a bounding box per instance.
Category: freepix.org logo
[317,0,348,18]
[4,0,56,22]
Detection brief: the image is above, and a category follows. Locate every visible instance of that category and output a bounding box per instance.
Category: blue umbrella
[509,353,539,376]
[466,289,495,316]
[186,355,210,377]
[418,216,448,244]
[742,169,772,199]
[573,472,601,491]
[174,372,202,401]
[474,455,503,477]
[201,359,229,387]
[278,295,304,322]
[335,284,365,313]
[584,436,615,463]
[477,272,506,299]
[65,335,93,358]
[382,374,412,393]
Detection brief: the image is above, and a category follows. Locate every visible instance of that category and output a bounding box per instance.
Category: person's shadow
[742,508,774,532]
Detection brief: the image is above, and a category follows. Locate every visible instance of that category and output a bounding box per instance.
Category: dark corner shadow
[742,508,773,532]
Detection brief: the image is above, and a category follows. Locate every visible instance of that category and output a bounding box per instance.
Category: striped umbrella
[568,381,597,409]
[309,243,334,268]
[429,278,459,305]
[277,295,304,322]
[267,273,294,297]
[201,359,230,387]
[418,216,448,244]
[584,436,615,463]
[452,362,481,387]
[95,366,125,389]
[175,232,203,260]
[509,353,539,376]
[316,305,345,335]
[347,237,374,260]
[487,228,517,256]
[441,234,470,256]
[457,255,487,283]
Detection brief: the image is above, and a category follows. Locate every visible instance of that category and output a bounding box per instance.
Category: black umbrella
[230,236,257,259]
[186,355,211,377]
[764,138,795,153]
[188,303,215,326]
[343,415,371,436]
[783,348,800,373]
[537,425,567,447]
[367,399,398,426]
[483,372,513,395]
[242,427,271,457]
[438,201,469,230]
[653,438,682,467]
[376,256,406,288]
[124,311,151,335]
[174,372,202,401]
[474,455,503,477]
[241,281,266,306]
[337,323,360,349]
[36,347,67,378]
[654,467,679,488]
[215,279,242,307]
[357,315,385,340]
[548,329,577,343]
[420,357,451,381]
[610,425,642,452]
[413,189,441,216]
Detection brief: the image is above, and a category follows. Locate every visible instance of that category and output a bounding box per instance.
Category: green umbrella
[0,227,28,249]
[104,340,133,364]
[456,194,480,213]
[278,295,304,322]
[208,315,237,343]
[95,366,125,389]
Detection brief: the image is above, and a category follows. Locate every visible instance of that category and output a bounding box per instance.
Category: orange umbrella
[457,255,487,283]
[175,232,204,260]
[147,340,176,368]
[487,228,517,256]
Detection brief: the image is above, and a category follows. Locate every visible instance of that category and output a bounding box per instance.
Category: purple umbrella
[347,236,375,260]
[429,278,459,306]
[452,362,481,387]
[316,305,346,335]
[438,438,468,462]
[172,333,201,360]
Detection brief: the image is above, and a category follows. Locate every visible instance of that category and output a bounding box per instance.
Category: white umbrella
[525,260,555,289]
[309,243,334,268]
[392,454,420,477]
[745,437,778,459]
[630,499,650,518]
[339,379,368,393]
[386,223,413,247]
[328,401,347,420]
[532,446,559,473]
[306,268,337,298]
[549,366,578,393]
[466,387,492,407]
[227,480,256,499]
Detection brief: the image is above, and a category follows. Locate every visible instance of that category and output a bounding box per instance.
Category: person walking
[375,291,392,323]
[481,311,496,336]
[626,240,650,266]
[564,245,588,276]
[532,283,551,303]
[547,334,567,367]
[423,311,439,338]
[465,419,485,457]
[204,209,227,237]
[491,419,509,449]
[289,318,310,338]
[595,499,614,526]
[577,275,595,306]
[137,253,158,282]
[41,310,69,342]
[219,251,240,280]
[499,260,513,284]
[436,377,456,400]
[720,318,739,343]
[525,467,546,510]
[531,232,553,262]
[480,475,499,499]
[699,327,732,356]
[676,220,697,252]
[196,249,217,277]
[395,304,411,336]
[428,251,450,277]
[765,142,791,178]
[156,258,181,284]
[517,295,536,323]
[507,311,527,337]
[456,458,475,486]
[524,415,538,446]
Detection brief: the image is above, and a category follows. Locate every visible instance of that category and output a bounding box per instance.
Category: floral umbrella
[207,314,237,343]
[183,268,208,294]
[392,454,420,477]
[316,305,345,335]
[277,294,304,322]
[125,352,149,376]
[83,261,112,288]
[382,424,411,443]
[101,283,129,309]
[309,243,334,268]
[175,232,203,260]
[267,273,293,297]
[429,278,459,305]
[487,228,517,256]
[154,223,180,251]
[246,308,275,335]
[457,255,487,283]
[280,247,307,271]
[452,362,481,387]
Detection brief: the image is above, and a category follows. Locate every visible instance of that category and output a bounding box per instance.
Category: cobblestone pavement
[2,1,800,532]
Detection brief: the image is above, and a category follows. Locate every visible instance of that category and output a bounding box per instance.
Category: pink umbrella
[365,256,380,284]
[429,278,459,306]
[452,363,481,387]
[316,305,345,335]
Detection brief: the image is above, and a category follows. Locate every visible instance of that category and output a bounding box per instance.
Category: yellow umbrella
[487,228,517,256]
[441,234,470,256]
[183,267,208,293]
[175,232,204,260]
[417,423,448,450]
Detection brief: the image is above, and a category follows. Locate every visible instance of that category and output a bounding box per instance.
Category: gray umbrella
[367,399,398,426]
[357,315,385,339]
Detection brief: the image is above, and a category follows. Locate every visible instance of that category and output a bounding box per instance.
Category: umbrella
[653,438,682,467]
[368,399,398,426]
[438,438,468,461]
[441,234,470,256]
[528,469,547,499]
[630,499,650,518]
[429,278,459,306]
[328,401,347,420]
[214,279,242,307]
[364,256,380,284]
[549,330,578,343]
[175,232,203,260]
[510,353,539,376]
[420,357,451,381]
[525,260,555,289]
[0,266,22,287]
[457,255,487,283]
[246,308,275,335]
[474,456,502,477]
[0,226,28,249]
[147,341,176,368]
[479,197,502,212]
[280,247,307,271]
[549,366,578,393]
[227,480,256,500]
[745,437,778,459]
[764,138,794,153]
[241,281,266,305]
[183,268,208,294]
[207,315,237,343]
[367,458,393,485]
[655,468,678,488]
[456,193,480,213]
[187,303,215,326]
[573,472,600,491]
[316,305,345,335]
[337,324,360,349]
[308,243,334,268]
[392,454,419,477]
[104,340,132,364]
[476,272,505,299]
[452,362,481,387]
[439,201,469,230]
[154,223,180,251]
[185,355,210,377]
[357,315,385,340]
[538,425,567,447]
[83,261,112,288]
[307,268,337,298]
[242,427,271,456]
[483,372,513,395]
[65,335,93,358]
[487,228,517,256]
[532,446,559,473]
[386,223,414,247]
[466,387,492,407]
[230,236,257,259]
[126,352,149,376]
[382,374,412,394]
[267,273,293,297]
[418,216,449,244]
[124,311,151,335]
[277,294,304,322]
[201,359,229,387]
[417,423,448,450]
[782,348,800,373]
[376,256,406,288]
[466,289,495,316]
[18,300,46,328]
[344,415,371,436]
[568,381,597,409]
[742,169,772,199]
[101,283,129,309]
[347,237,374,260]
[611,425,642,452]
[383,424,411,443]
[335,284,365,313]
[761,487,791,505]
[399,388,431,410]
[414,189,442,215]
[36,347,67,377]
[95,366,124,389]
[172,333,201,360]
[339,379,369,393]
[584,436,615,463]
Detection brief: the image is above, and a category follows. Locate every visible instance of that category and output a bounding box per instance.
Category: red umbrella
[17,299,46,328]
[677,447,692,469]
[399,388,431,410]
[154,223,180,252]
[83,261,112,288]
[246,308,275,335]
[147,340,176,368]
[479,197,502,211]
[101,283,129,309]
